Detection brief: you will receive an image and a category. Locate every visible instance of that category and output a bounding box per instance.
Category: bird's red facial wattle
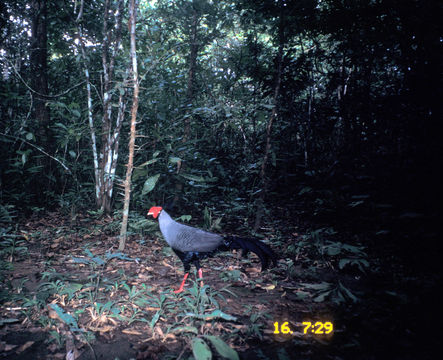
[148,206,163,219]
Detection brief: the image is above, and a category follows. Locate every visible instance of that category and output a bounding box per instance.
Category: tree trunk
[30,0,50,142]
[29,0,51,203]
[172,6,199,208]
[254,4,284,232]
[119,0,139,250]
[78,0,125,215]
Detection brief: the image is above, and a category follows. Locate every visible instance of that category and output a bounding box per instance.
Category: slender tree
[119,0,139,250]
[29,0,50,142]
[254,0,285,231]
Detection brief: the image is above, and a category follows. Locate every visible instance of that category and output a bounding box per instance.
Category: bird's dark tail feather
[224,236,278,270]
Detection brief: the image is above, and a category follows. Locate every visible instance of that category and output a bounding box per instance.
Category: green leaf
[84,249,105,265]
[186,309,237,321]
[339,282,359,302]
[180,173,205,182]
[105,252,135,261]
[301,282,332,291]
[69,151,76,158]
[359,259,369,268]
[61,283,84,299]
[138,158,158,167]
[178,215,192,222]
[71,256,90,264]
[204,335,239,360]
[313,290,332,302]
[295,291,310,300]
[192,338,212,360]
[150,310,161,329]
[169,156,182,163]
[49,304,78,329]
[142,174,160,195]
[325,245,341,256]
[25,132,34,141]
[338,258,351,269]
[298,186,312,195]
[0,318,20,325]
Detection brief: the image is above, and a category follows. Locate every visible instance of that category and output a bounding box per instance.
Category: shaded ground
[0,196,439,359]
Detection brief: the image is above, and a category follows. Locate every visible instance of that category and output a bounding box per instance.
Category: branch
[5,58,85,98]
[0,132,72,175]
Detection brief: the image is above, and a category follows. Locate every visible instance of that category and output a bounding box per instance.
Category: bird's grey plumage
[158,210,223,252]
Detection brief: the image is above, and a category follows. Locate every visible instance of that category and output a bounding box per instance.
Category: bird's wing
[174,224,223,252]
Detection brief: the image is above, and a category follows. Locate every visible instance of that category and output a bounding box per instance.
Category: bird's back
[159,210,223,252]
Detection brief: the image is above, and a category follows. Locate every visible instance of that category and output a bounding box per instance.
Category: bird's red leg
[197,268,204,288]
[174,273,189,294]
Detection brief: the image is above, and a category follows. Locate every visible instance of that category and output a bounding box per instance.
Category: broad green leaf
[61,283,83,299]
[105,252,134,261]
[83,249,105,265]
[169,156,182,163]
[71,256,90,264]
[295,291,310,300]
[178,215,192,222]
[301,282,332,291]
[0,318,19,325]
[25,132,34,141]
[186,309,237,321]
[313,290,332,302]
[325,246,341,256]
[338,258,351,269]
[342,244,366,255]
[142,174,160,195]
[208,309,237,321]
[49,304,78,328]
[359,259,369,268]
[180,173,205,182]
[138,158,158,167]
[339,282,359,302]
[192,338,212,360]
[298,186,312,195]
[204,335,239,360]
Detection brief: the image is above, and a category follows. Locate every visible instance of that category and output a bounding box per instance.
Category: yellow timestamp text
[273,321,334,335]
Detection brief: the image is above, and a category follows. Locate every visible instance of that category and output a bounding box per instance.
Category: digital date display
[273,321,334,335]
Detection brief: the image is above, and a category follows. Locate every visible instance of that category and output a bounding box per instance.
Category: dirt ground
[0,209,439,359]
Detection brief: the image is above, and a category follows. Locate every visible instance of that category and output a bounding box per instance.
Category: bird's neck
[158,210,175,246]
[159,209,172,224]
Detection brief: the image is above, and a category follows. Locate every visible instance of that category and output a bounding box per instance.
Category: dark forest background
[0,0,441,359]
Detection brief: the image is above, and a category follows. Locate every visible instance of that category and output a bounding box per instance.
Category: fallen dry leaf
[122,329,142,335]
[16,341,34,353]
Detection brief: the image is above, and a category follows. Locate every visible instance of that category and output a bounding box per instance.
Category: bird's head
[147,206,163,219]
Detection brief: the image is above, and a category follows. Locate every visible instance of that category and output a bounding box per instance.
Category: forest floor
[0,192,439,360]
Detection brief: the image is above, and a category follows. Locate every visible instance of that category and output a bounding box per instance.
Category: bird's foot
[197,268,204,288]
[173,273,189,294]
